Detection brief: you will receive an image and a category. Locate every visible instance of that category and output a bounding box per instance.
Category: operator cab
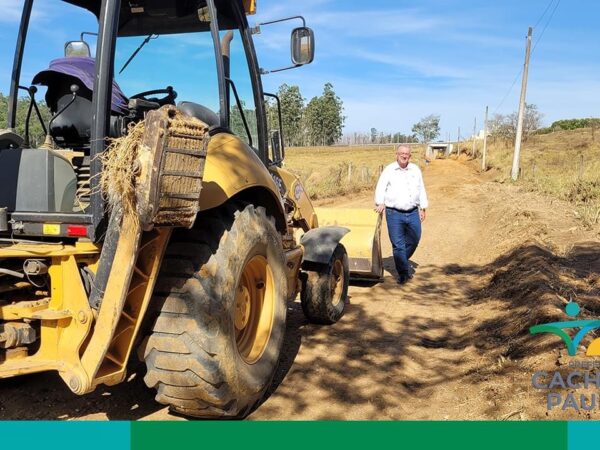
[2,0,313,240]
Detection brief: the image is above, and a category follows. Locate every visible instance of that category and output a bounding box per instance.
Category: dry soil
[1,158,598,420]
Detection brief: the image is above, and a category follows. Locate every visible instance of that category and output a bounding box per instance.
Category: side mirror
[65,41,91,58]
[291,27,315,65]
[270,129,283,164]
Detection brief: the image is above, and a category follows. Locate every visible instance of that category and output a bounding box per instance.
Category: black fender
[300,226,350,265]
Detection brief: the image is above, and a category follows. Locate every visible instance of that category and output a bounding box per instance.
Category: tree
[0,93,51,147]
[319,83,345,146]
[276,84,304,147]
[489,103,543,143]
[230,100,258,146]
[489,113,514,142]
[411,114,440,143]
[392,132,418,143]
[522,103,543,138]
[370,127,378,143]
[303,83,345,146]
[303,96,324,146]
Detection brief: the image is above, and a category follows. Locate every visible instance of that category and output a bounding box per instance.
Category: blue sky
[1,0,598,139]
[253,0,599,138]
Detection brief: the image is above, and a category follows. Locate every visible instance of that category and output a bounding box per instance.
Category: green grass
[284,144,426,199]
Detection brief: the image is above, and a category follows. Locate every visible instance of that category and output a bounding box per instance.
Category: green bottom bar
[132,421,567,450]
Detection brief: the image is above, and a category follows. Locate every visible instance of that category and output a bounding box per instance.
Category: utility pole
[472,117,477,158]
[482,105,489,171]
[511,26,533,181]
[457,127,461,157]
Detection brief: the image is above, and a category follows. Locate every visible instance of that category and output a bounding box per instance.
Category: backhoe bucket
[315,208,383,281]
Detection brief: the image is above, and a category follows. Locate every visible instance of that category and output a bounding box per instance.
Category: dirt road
[1,159,598,420]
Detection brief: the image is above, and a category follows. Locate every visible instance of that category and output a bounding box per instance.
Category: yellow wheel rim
[330,259,345,307]
[234,255,275,364]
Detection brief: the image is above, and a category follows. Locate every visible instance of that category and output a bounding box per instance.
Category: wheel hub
[234,285,251,330]
[234,255,275,364]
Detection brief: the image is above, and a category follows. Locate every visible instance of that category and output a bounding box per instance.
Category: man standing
[374,145,428,284]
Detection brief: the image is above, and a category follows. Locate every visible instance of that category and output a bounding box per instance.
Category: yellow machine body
[269,166,383,280]
[0,132,288,392]
[269,166,318,231]
[199,133,285,222]
[314,207,383,280]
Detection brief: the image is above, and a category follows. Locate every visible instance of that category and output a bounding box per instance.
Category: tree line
[265,82,345,147]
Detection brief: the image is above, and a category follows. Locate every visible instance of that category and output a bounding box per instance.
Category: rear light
[67,225,88,237]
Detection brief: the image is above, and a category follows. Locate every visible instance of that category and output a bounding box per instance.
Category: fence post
[347,163,353,183]
[578,154,584,180]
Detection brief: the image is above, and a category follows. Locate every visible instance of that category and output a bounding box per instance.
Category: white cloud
[0,0,26,23]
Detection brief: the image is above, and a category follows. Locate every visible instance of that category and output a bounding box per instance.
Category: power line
[491,0,560,115]
[533,0,556,29]
[492,69,522,115]
[532,0,561,54]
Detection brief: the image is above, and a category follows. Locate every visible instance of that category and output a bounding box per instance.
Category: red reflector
[67,225,88,237]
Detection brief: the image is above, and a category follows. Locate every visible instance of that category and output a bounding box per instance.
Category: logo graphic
[529,302,600,356]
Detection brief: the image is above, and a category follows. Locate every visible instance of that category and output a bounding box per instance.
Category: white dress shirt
[374,162,428,210]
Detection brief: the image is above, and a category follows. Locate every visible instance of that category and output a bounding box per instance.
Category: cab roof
[62,0,255,36]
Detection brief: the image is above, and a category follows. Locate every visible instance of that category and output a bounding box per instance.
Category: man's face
[396,148,411,167]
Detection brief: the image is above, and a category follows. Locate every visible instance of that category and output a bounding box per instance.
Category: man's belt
[387,206,418,213]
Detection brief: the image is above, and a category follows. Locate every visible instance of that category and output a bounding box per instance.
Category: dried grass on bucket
[100,120,145,224]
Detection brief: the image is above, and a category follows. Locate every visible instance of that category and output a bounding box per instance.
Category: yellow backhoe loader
[0,0,381,419]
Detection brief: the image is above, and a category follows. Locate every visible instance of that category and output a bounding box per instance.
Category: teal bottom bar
[568,422,600,450]
[0,421,130,450]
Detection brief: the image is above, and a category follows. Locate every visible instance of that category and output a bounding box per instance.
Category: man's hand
[419,209,426,222]
[374,204,385,214]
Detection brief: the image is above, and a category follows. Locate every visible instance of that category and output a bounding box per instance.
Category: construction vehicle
[0,0,381,419]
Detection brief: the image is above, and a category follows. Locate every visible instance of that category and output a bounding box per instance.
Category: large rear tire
[142,203,287,418]
[300,243,349,324]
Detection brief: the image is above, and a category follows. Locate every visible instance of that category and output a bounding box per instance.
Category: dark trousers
[385,207,422,278]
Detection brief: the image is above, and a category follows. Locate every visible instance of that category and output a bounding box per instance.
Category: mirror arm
[260,64,301,75]
[258,15,306,28]
[80,31,98,41]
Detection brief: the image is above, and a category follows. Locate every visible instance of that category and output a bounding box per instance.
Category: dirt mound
[470,241,600,360]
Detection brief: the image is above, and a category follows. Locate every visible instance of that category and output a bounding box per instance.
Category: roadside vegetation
[286,126,599,234]
[469,127,600,232]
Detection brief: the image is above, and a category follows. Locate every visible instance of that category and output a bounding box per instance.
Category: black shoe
[397,275,410,285]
